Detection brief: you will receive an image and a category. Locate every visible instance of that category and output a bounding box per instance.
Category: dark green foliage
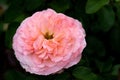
[85,0,109,14]
[91,6,115,32]
[24,0,44,11]
[0,0,120,80]
[48,0,70,13]
[54,72,70,80]
[5,22,19,48]
[85,36,106,57]
[73,66,98,80]
[4,70,26,80]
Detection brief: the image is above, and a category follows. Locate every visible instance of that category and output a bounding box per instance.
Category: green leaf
[4,10,22,22]
[14,14,27,22]
[0,23,3,31]
[4,0,23,23]
[24,0,44,11]
[49,0,70,12]
[0,0,7,3]
[95,57,113,73]
[25,76,38,80]
[73,0,90,31]
[54,72,70,80]
[114,3,120,22]
[109,24,120,53]
[4,70,26,80]
[85,0,109,14]
[85,36,106,57]
[97,6,115,32]
[4,70,39,80]
[5,22,19,48]
[115,0,120,2]
[72,66,98,80]
[91,6,115,32]
[111,64,120,76]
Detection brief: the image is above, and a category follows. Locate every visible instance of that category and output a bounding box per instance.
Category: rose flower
[13,9,86,75]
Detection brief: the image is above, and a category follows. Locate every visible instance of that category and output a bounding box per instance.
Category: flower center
[44,32,53,40]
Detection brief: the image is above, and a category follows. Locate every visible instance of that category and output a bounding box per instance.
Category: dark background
[0,0,120,80]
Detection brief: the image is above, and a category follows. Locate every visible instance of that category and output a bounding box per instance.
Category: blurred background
[0,0,120,80]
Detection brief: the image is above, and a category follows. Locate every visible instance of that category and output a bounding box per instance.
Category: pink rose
[12,9,86,75]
